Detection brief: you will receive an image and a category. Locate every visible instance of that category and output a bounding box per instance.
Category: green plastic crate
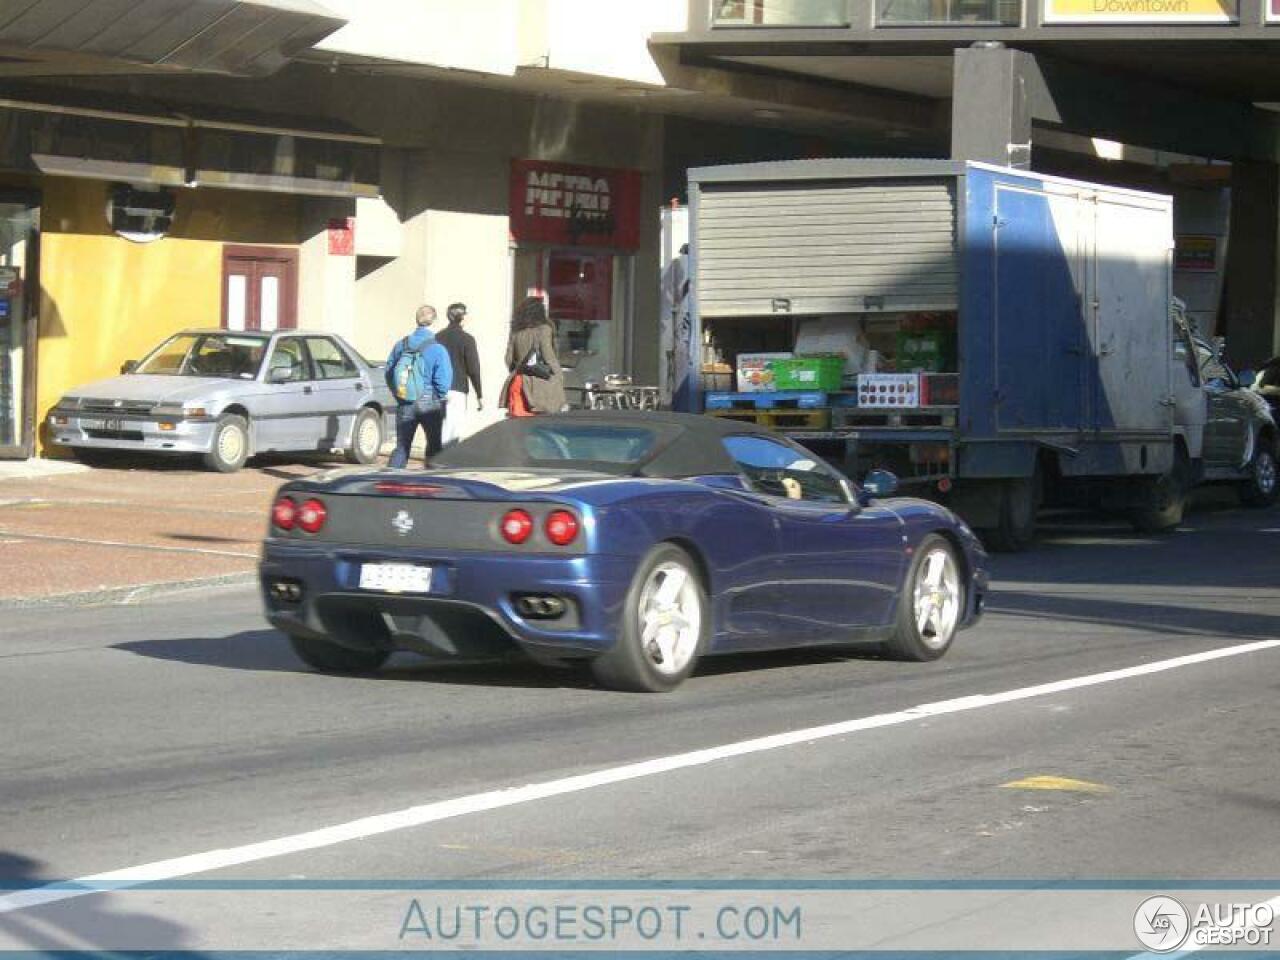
[771,356,845,392]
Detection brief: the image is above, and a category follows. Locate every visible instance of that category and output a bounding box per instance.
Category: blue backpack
[391,338,424,403]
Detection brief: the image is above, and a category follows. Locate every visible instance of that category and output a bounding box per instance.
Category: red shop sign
[510,159,641,251]
[327,217,355,256]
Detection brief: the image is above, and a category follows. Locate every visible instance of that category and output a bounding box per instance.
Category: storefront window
[513,248,629,398]
[0,199,36,457]
[713,0,849,26]
[877,0,1020,24]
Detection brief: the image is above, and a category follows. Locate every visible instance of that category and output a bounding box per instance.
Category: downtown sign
[1044,0,1236,22]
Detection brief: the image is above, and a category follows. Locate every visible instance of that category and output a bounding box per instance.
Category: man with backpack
[385,305,452,468]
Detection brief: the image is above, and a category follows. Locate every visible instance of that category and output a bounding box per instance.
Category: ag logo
[1134,896,1190,952]
[391,510,414,537]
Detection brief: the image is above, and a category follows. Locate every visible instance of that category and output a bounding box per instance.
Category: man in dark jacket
[436,302,484,447]
[385,305,452,468]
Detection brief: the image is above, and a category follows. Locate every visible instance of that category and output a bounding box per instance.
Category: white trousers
[442,390,469,447]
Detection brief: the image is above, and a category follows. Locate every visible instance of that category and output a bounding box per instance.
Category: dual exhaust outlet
[268,579,304,604]
[513,594,567,620]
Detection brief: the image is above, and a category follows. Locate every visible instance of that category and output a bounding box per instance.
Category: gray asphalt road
[3,496,1279,949]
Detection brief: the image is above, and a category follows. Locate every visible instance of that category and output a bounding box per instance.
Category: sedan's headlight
[153,403,208,419]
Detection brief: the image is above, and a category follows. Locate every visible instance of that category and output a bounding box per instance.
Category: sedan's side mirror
[120,360,138,375]
[267,366,292,384]
[1239,369,1257,389]
[860,469,900,501]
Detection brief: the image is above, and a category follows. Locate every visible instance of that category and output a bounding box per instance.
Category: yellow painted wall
[32,178,300,455]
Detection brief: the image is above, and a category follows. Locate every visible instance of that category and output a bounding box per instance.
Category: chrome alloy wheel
[218,422,245,465]
[356,415,381,459]
[912,547,961,650]
[637,561,701,676]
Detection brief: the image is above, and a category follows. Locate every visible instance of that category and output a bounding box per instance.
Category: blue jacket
[386,328,452,406]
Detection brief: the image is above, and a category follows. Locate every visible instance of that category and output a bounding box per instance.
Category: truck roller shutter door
[696,178,958,318]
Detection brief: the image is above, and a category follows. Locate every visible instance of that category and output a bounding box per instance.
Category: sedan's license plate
[359,563,432,594]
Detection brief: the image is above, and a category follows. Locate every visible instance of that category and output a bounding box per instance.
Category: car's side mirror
[267,366,292,384]
[120,360,138,375]
[860,469,899,502]
[1239,369,1257,389]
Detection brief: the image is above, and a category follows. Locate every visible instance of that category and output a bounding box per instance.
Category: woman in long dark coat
[502,296,566,415]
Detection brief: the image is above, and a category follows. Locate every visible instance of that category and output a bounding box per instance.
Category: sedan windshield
[136,333,269,379]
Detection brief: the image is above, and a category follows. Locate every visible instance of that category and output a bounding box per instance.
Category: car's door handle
[303,385,314,395]
[354,382,363,390]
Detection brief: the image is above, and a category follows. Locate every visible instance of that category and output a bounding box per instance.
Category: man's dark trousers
[390,397,445,468]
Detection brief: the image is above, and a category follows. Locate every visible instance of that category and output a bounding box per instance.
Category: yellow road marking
[999,775,1110,794]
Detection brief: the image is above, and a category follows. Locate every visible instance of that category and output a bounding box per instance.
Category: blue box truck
[681,159,1180,550]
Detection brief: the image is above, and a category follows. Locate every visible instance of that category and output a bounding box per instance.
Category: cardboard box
[736,352,791,392]
[857,373,922,409]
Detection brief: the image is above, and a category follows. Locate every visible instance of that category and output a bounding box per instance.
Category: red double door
[221,246,298,332]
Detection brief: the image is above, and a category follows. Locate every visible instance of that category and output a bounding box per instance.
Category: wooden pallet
[708,408,832,430]
[705,390,828,411]
[832,407,957,429]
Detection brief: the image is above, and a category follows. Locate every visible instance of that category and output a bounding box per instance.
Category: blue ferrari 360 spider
[260,412,988,691]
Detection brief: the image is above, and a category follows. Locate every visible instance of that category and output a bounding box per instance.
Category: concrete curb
[0,571,258,610]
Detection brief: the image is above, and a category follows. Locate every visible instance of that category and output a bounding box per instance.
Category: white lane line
[3,637,1279,915]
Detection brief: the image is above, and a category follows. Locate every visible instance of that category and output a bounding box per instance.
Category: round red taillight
[271,496,297,531]
[500,509,534,545]
[297,498,327,534]
[544,510,580,547]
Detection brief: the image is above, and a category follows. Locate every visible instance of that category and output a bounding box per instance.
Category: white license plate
[358,563,433,594]
[80,419,104,430]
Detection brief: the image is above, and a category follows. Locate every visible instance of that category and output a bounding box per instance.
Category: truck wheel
[982,477,1037,553]
[345,407,383,465]
[1131,451,1190,533]
[289,634,390,674]
[590,543,707,693]
[203,414,249,473]
[1239,444,1279,508]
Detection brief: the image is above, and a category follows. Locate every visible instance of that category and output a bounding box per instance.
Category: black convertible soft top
[432,411,775,478]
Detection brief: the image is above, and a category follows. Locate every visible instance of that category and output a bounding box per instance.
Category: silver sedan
[48,329,394,472]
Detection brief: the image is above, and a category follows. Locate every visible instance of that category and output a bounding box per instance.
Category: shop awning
[0,86,379,198]
[0,0,346,77]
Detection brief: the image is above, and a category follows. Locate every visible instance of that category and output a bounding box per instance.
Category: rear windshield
[525,425,657,464]
[435,420,667,474]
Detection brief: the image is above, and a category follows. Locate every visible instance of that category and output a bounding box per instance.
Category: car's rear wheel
[590,543,707,693]
[346,407,383,465]
[883,534,963,662]
[1239,443,1279,508]
[203,413,249,473]
[288,634,390,674]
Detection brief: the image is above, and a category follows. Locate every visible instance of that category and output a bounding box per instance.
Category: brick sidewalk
[0,457,345,603]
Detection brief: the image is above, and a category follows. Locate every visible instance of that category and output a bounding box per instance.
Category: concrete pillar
[951,44,1034,170]
[1223,162,1280,366]
[298,197,358,340]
